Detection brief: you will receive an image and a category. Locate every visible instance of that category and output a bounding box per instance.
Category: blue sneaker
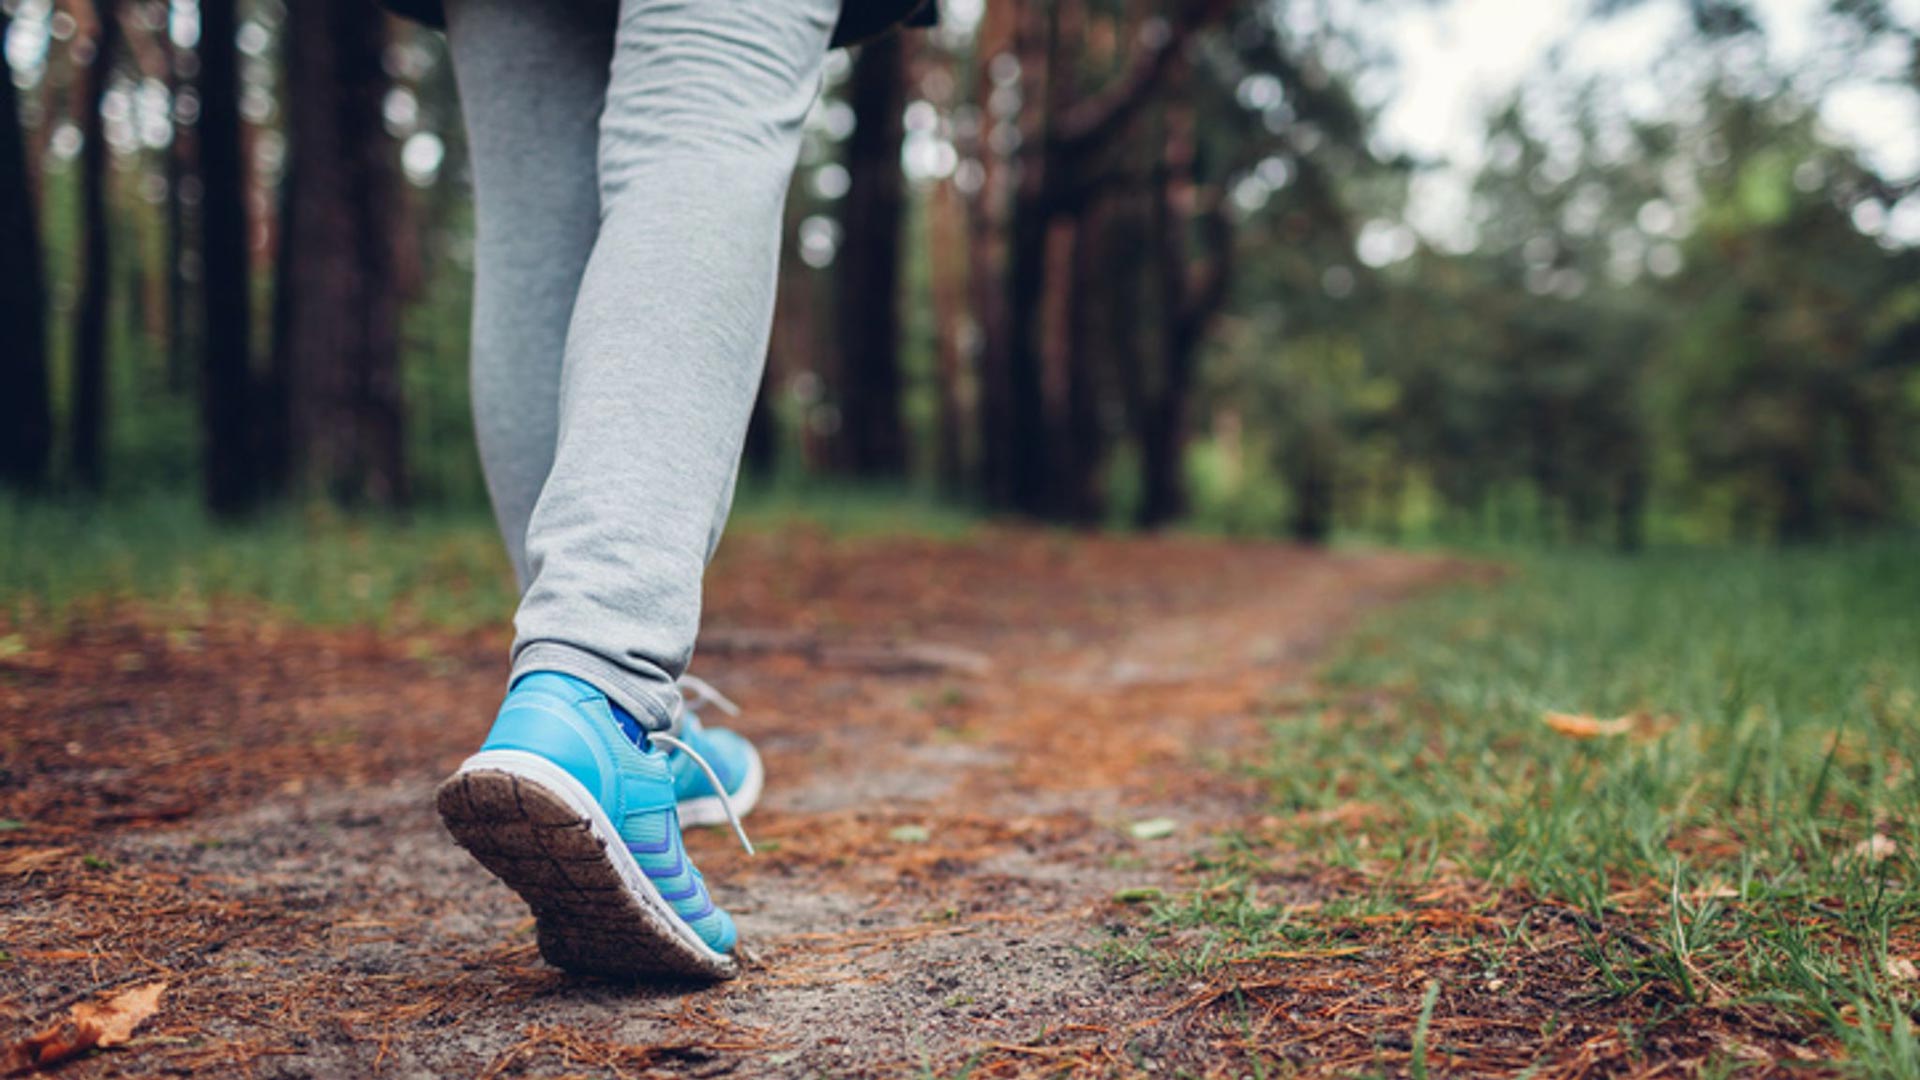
[672,675,764,828]
[436,672,744,980]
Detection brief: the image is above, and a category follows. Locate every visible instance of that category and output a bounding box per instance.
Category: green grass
[0,494,515,630]
[1127,543,1920,1074]
[0,483,977,631]
[728,477,980,539]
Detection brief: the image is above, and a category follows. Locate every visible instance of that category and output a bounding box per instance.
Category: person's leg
[509,0,840,728]
[445,0,613,589]
[447,0,764,824]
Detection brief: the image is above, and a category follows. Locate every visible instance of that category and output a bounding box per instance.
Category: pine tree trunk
[1137,409,1186,528]
[0,5,53,490]
[1289,437,1335,544]
[928,178,969,493]
[742,361,779,478]
[971,197,1013,504]
[72,0,122,492]
[1003,191,1052,514]
[1137,120,1186,530]
[967,0,1017,506]
[261,130,296,494]
[277,0,408,507]
[161,5,193,391]
[1060,203,1105,523]
[836,35,909,477]
[197,0,256,514]
[1135,61,1224,530]
[1001,0,1056,517]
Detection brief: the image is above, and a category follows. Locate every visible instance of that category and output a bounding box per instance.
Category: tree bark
[1048,208,1106,523]
[117,2,176,370]
[275,0,408,507]
[0,5,54,490]
[1003,187,1053,514]
[966,0,1018,506]
[1137,59,1229,529]
[72,0,123,491]
[836,34,909,477]
[197,0,256,514]
[928,176,970,493]
[161,2,193,391]
[1288,435,1334,543]
[742,358,779,478]
[1106,190,1159,523]
[999,0,1060,516]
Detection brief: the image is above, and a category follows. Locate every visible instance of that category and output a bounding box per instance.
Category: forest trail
[1,531,1459,1078]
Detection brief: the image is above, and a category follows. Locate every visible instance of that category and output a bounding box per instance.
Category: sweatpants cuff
[511,641,683,731]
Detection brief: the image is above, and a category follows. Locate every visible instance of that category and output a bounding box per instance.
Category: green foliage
[1194,78,1920,547]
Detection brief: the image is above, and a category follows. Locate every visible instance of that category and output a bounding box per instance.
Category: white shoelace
[649,731,755,856]
[678,672,742,718]
[658,672,754,856]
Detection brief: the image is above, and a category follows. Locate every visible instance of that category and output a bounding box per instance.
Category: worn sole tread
[436,763,737,981]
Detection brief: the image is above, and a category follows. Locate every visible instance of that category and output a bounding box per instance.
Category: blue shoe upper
[668,711,755,802]
[479,671,736,954]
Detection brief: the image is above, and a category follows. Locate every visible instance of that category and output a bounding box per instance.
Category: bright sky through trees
[1372,0,1920,246]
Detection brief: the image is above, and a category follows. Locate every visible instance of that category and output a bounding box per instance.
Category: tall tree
[197,0,256,514]
[927,170,971,492]
[116,2,184,375]
[72,0,124,491]
[274,0,408,505]
[963,0,1017,506]
[159,0,194,390]
[0,4,54,490]
[1135,61,1231,527]
[984,0,1228,517]
[835,34,910,476]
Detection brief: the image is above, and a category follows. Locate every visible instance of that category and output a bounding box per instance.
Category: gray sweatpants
[444,0,838,728]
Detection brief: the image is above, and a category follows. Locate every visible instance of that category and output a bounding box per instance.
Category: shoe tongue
[607,700,650,751]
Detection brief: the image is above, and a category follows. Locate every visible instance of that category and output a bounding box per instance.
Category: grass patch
[0,494,516,630]
[1120,542,1920,1074]
[0,484,978,630]
[730,478,980,539]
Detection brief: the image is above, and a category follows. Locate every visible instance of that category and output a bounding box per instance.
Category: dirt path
[1,531,1457,1077]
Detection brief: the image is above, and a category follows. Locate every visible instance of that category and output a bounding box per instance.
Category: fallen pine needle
[985,1042,1090,1059]
[1229,946,1369,964]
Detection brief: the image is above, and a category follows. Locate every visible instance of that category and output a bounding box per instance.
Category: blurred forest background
[2,0,1917,549]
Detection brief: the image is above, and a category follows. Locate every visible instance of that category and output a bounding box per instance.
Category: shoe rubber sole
[676,740,765,828]
[435,749,738,981]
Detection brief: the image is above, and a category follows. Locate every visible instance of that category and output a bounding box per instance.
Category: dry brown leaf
[3,981,167,1075]
[1887,956,1918,982]
[1853,835,1899,863]
[1542,711,1635,739]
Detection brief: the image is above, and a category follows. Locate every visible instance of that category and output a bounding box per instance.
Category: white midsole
[677,741,765,828]
[454,748,730,968]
